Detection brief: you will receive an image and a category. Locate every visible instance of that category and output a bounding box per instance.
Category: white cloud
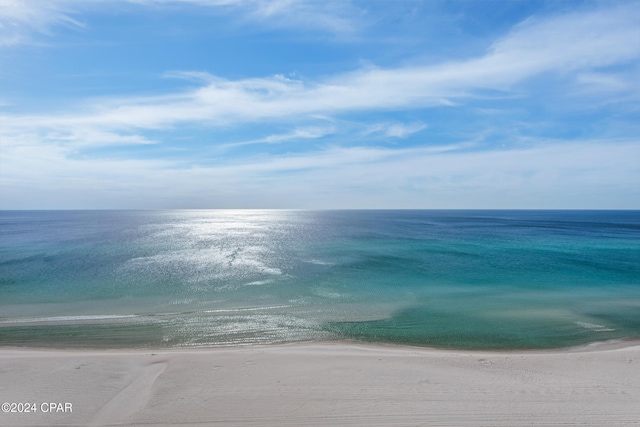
[222,125,335,149]
[574,71,639,95]
[244,0,358,35]
[0,0,84,46]
[2,137,638,209]
[3,2,637,135]
[0,0,360,47]
[1,2,638,209]
[493,5,640,71]
[163,70,220,84]
[51,129,156,147]
[363,122,427,139]
[141,0,361,34]
[1,127,156,150]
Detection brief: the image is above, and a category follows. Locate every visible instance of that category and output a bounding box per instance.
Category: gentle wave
[200,305,293,314]
[1,210,638,349]
[575,321,616,332]
[0,314,140,324]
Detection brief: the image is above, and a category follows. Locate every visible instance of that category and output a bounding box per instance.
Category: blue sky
[0,0,638,209]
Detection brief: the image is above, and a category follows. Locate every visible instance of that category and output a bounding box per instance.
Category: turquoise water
[1,210,638,349]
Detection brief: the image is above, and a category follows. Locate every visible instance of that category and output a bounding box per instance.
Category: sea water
[1,210,638,349]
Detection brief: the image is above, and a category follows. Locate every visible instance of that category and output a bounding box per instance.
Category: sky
[0,0,638,209]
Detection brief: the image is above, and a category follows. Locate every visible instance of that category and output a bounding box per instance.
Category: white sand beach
[1,341,639,426]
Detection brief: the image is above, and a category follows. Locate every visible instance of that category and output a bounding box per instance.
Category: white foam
[200,305,292,314]
[244,280,273,286]
[312,287,345,299]
[306,259,334,266]
[575,321,616,332]
[0,314,138,324]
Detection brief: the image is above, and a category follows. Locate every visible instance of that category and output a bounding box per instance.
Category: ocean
[1,210,638,350]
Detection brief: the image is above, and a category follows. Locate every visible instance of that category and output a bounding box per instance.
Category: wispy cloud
[362,122,427,139]
[4,2,637,135]
[0,0,360,47]
[1,2,638,209]
[133,0,362,35]
[0,0,84,46]
[221,126,335,149]
[2,136,637,209]
[1,126,156,150]
[241,0,360,35]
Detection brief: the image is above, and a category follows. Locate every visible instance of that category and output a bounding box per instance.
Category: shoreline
[1,336,638,354]
[2,340,639,426]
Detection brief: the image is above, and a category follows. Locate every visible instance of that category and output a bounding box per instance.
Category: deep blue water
[1,210,639,349]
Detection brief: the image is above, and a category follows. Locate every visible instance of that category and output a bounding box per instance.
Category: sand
[1,341,639,426]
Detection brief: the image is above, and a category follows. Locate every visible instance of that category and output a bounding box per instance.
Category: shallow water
[1,210,638,349]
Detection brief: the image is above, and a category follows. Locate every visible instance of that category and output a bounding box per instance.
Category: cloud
[574,71,639,95]
[222,126,335,149]
[0,0,84,46]
[1,2,638,209]
[51,129,156,147]
[134,0,361,34]
[489,4,640,73]
[3,2,637,135]
[0,0,360,47]
[245,0,359,35]
[1,127,156,150]
[2,137,638,209]
[363,122,427,139]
